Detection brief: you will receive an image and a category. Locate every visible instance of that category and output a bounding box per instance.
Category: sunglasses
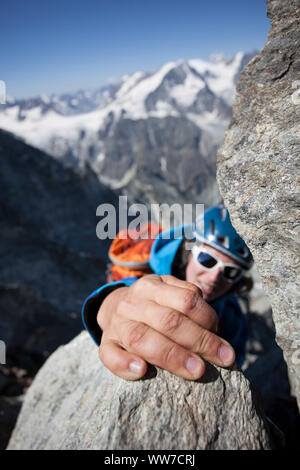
[192,245,244,283]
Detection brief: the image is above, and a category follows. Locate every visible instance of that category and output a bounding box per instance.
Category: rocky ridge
[0,53,257,220]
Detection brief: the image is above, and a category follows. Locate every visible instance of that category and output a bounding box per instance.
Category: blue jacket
[82,226,247,367]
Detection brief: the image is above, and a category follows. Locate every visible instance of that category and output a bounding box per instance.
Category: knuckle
[193,330,218,356]
[108,355,123,373]
[160,274,174,283]
[182,289,199,312]
[97,302,111,329]
[186,282,200,294]
[97,309,105,329]
[98,344,121,373]
[145,274,161,281]
[117,298,131,316]
[131,276,152,295]
[110,313,124,335]
[125,321,148,349]
[130,281,141,296]
[192,302,219,332]
[163,343,180,366]
[160,310,184,334]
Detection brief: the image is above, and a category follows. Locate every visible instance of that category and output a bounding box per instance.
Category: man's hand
[97,274,235,380]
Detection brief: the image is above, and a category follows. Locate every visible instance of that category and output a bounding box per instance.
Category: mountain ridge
[0,51,258,224]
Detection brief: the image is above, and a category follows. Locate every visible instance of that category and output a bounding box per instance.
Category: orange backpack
[106,222,164,283]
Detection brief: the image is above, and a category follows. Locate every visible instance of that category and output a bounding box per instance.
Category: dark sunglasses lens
[224,266,241,280]
[197,251,218,268]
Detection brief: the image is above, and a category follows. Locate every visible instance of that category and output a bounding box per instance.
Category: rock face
[99,115,221,213]
[0,129,119,447]
[0,129,118,362]
[217,0,300,408]
[7,331,278,450]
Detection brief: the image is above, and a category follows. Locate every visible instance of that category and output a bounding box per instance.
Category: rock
[99,116,222,219]
[217,0,300,409]
[0,129,118,364]
[0,129,119,440]
[242,306,300,448]
[239,266,300,448]
[7,331,279,450]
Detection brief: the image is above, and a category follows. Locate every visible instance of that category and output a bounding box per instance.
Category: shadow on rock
[243,308,300,449]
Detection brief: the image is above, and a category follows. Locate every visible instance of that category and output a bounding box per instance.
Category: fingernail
[218,344,234,365]
[186,356,203,377]
[129,360,143,374]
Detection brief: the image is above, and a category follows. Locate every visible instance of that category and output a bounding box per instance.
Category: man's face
[185,243,241,302]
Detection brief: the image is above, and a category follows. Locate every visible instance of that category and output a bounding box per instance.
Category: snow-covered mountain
[0,51,257,210]
[3,85,116,117]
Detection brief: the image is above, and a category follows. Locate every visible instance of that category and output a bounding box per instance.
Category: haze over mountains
[0,51,257,220]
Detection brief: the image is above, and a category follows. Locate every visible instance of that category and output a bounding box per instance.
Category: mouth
[195,281,216,296]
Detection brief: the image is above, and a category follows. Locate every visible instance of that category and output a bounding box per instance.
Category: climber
[82,205,253,381]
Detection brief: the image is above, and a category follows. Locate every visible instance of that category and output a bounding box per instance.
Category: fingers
[98,275,234,383]
[121,300,235,368]
[97,286,129,330]
[118,319,206,380]
[131,275,218,332]
[161,275,219,331]
[99,338,147,380]
[160,275,203,296]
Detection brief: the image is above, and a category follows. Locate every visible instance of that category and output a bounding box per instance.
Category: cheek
[185,259,195,282]
[185,259,205,282]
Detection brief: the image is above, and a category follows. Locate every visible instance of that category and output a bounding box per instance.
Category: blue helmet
[192,205,253,270]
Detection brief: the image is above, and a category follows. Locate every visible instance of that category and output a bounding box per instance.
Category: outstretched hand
[97,274,235,380]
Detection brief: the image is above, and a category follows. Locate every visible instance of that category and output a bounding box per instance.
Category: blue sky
[1,0,270,99]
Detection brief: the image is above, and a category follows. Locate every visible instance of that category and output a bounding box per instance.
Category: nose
[207,267,223,284]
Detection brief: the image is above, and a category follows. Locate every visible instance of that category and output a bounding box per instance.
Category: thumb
[99,338,147,380]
